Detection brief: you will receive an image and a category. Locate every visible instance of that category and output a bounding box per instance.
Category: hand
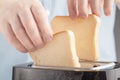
[67,0,114,18]
[0,0,53,53]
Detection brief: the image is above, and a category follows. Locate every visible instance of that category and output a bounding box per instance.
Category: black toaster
[12,61,120,80]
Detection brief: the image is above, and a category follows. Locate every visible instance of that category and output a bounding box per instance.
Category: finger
[104,0,114,16]
[2,23,28,53]
[9,14,36,52]
[18,8,44,49]
[67,0,78,18]
[100,0,104,8]
[88,3,92,14]
[31,3,53,43]
[78,0,88,18]
[89,0,101,16]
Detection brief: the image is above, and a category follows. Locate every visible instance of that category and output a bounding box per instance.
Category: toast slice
[51,15,101,61]
[30,31,80,67]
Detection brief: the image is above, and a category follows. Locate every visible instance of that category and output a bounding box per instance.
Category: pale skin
[0,0,114,53]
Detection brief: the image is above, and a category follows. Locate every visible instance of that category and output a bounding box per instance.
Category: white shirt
[0,0,116,80]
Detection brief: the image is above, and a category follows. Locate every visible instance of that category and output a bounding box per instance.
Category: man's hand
[67,0,114,18]
[0,0,53,53]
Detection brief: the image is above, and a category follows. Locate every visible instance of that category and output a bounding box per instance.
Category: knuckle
[24,18,34,30]
[28,27,36,35]
[17,3,28,14]
[16,28,24,34]
[16,3,24,11]
[17,2,26,10]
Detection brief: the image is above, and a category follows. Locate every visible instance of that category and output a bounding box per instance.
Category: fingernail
[37,44,44,49]
[80,14,87,19]
[29,48,36,52]
[21,50,28,53]
[46,35,53,43]
[70,15,77,19]
[23,50,28,53]
[105,11,111,16]
[98,14,101,17]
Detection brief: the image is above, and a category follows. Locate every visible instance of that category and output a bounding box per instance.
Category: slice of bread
[51,15,101,61]
[30,31,80,67]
